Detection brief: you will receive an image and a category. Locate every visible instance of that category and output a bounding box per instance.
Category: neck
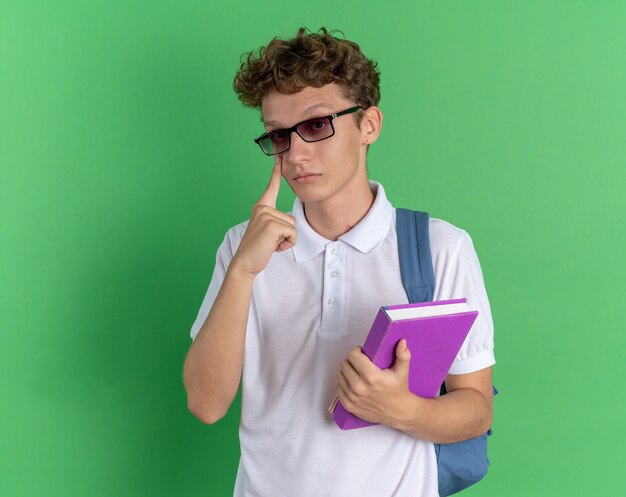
[303,180,375,241]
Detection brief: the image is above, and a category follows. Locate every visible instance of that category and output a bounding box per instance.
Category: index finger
[256,157,282,208]
[347,347,380,376]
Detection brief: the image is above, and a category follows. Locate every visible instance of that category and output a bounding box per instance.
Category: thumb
[392,339,411,375]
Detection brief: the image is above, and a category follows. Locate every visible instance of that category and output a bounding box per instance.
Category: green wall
[2,2,624,496]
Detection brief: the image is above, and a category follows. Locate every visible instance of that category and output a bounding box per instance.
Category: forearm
[389,387,493,444]
[183,263,254,424]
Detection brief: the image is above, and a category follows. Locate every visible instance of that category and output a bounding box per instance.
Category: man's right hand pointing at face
[183,162,296,426]
[231,157,298,279]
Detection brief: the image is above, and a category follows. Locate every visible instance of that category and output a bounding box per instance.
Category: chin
[289,187,325,205]
[289,187,321,203]
[293,179,354,207]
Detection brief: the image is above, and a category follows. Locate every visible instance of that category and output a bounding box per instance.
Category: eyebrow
[262,102,335,129]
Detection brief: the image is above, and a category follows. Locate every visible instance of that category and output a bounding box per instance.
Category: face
[261,84,379,206]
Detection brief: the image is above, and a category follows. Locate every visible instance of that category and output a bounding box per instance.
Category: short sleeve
[189,232,236,341]
[431,221,495,374]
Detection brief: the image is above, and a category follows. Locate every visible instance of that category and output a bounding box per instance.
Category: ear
[360,106,383,146]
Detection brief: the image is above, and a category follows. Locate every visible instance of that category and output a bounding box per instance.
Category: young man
[183,28,495,497]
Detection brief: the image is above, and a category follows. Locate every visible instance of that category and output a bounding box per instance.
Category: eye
[300,118,331,138]
[312,120,327,130]
[310,119,329,131]
[270,130,288,143]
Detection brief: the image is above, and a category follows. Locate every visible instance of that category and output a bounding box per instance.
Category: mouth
[293,173,321,183]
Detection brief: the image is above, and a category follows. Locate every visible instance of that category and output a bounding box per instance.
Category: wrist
[388,392,425,433]
[226,259,258,284]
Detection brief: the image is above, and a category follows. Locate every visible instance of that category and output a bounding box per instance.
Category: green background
[1,1,624,496]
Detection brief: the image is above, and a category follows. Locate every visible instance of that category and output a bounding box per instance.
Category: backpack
[395,208,497,497]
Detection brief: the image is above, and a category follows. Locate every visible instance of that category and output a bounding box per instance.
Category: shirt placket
[320,242,347,336]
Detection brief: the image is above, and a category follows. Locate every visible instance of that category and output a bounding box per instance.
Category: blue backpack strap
[396,208,494,497]
[395,208,435,303]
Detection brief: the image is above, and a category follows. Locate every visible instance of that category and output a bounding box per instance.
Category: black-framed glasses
[254,106,362,156]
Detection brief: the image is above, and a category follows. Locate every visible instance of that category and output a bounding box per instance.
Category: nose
[285,130,313,163]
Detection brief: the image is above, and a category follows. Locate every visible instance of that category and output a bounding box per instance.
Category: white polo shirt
[190,182,495,497]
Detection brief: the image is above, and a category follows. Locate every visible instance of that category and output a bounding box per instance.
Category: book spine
[361,309,392,360]
[332,402,377,430]
[332,309,391,430]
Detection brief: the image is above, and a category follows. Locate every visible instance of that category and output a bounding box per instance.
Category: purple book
[331,298,478,430]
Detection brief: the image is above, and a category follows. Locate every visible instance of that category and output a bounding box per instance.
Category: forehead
[261,84,353,128]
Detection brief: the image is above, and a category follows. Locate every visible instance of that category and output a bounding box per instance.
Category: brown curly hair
[234,27,380,113]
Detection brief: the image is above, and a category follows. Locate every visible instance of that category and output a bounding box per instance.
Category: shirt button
[327,297,335,306]
[330,271,338,278]
[331,248,338,255]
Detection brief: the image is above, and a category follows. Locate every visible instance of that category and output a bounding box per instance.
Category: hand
[230,156,298,278]
[335,340,414,426]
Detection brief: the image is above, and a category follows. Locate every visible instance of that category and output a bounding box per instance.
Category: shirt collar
[291,181,394,262]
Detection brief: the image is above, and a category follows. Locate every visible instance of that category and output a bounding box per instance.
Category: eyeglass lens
[259,117,334,155]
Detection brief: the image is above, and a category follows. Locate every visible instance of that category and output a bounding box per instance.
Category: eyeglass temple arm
[332,106,363,118]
